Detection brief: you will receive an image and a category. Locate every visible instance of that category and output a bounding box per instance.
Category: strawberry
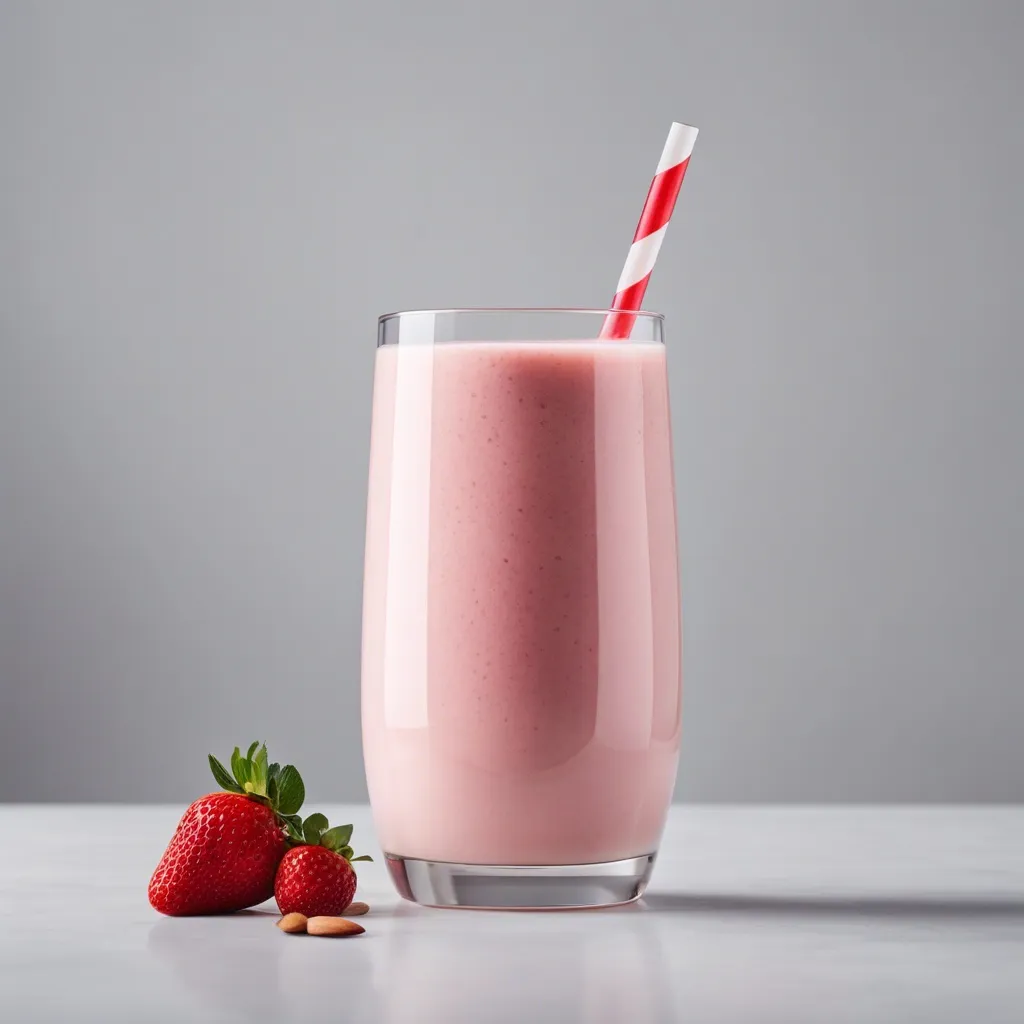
[148,743,308,916]
[274,815,372,917]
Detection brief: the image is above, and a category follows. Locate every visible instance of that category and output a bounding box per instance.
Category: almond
[277,912,308,934]
[344,902,370,916]
[307,916,365,937]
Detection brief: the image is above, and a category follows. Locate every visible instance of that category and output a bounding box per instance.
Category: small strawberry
[274,815,372,918]
[148,742,308,916]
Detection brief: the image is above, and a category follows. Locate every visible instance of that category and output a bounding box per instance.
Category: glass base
[385,852,656,909]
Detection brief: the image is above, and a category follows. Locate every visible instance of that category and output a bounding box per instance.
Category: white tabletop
[1,805,1021,1022]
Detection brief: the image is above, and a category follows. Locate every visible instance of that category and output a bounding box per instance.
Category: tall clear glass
[361,309,681,908]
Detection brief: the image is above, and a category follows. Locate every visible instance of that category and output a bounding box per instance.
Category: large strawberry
[148,743,308,916]
[274,815,372,917]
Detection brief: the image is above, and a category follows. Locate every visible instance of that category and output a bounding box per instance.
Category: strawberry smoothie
[362,337,681,867]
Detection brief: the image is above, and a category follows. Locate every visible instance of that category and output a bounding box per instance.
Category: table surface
[1,805,1021,1023]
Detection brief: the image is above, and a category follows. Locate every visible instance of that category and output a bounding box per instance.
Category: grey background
[1,0,1021,804]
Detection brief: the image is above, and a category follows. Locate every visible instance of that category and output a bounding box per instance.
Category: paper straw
[601,122,699,339]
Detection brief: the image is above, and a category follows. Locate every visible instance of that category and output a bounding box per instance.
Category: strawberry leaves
[280,814,305,843]
[275,765,305,816]
[289,814,372,863]
[302,813,329,846]
[321,824,352,851]
[248,745,269,794]
[206,743,370,862]
[208,755,244,794]
[208,743,306,823]
[230,747,250,789]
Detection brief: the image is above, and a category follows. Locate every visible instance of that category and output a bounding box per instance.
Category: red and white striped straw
[601,121,699,339]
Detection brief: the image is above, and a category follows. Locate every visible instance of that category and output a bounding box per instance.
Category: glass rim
[377,307,665,325]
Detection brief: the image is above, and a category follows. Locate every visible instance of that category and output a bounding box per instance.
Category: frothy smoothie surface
[362,341,681,865]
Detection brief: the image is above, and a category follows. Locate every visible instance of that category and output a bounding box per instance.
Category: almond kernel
[307,916,365,937]
[344,902,370,916]
[277,912,308,934]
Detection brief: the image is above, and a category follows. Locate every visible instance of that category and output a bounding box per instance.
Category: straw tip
[656,122,699,173]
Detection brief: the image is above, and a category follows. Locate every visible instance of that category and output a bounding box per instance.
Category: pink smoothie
[362,340,681,865]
